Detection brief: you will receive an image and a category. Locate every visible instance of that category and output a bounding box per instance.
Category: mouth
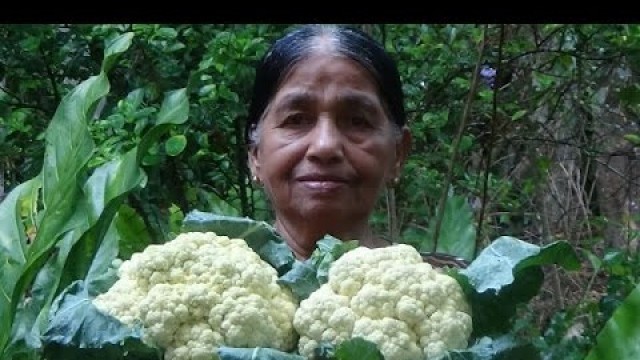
[296,174,349,182]
[296,174,350,191]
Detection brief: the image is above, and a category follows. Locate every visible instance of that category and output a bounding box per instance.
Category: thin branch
[38,44,60,104]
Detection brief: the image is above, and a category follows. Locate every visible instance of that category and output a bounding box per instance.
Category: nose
[306,115,344,163]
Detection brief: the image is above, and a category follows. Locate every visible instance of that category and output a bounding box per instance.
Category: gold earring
[252,175,262,186]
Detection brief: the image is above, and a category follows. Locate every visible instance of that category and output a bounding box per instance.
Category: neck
[274,215,374,260]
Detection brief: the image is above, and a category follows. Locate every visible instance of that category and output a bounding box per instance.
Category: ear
[248,145,261,179]
[392,126,412,179]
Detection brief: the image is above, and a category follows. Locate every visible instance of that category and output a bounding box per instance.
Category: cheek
[353,141,397,182]
[256,140,304,182]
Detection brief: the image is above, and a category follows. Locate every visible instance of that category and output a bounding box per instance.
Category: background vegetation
[2,24,640,359]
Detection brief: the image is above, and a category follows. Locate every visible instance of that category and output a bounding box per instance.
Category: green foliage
[0,30,189,360]
[455,237,580,337]
[445,335,540,360]
[42,281,160,360]
[585,283,640,360]
[313,338,384,360]
[3,23,640,360]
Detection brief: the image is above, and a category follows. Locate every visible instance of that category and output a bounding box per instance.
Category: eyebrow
[273,89,381,113]
[335,91,381,112]
[272,91,315,113]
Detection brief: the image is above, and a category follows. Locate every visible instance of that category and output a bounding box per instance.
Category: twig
[541,193,566,309]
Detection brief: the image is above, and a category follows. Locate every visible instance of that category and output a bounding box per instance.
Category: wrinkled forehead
[267,54,383,113]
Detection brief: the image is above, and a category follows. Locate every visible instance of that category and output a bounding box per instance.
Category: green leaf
[113,205,152,261]
[3,62,112,357]
[429,194,476,261]
[335,338,384,360]
[278,236,358,301]
[83,222,120,296]
[42,281,160,360]
[181,210,296,275]
[277,261,320,301]
[312,237,359,284]
[461,237,580,293]
[585,283,640,360]
[412,194,476,261]
[165,134,187,156]
[57,146,147,306]
[7,230,78,354]
[623,134,640,146]
[125,88,146,110]
[511,109,527,121]
[0,180,38,349]
[443,335,540,359]
[102,32,134,73]
[454,237,580,337]
[216,347,305,360]
[156,88,189,125]
[137,88,189,164]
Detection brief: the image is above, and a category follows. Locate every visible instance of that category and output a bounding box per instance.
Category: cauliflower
[293,244,472,360]
[93,232,298,360]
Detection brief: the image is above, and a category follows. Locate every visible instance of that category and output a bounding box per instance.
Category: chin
[299,203,365,224]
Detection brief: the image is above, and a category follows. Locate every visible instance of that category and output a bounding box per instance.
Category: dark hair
[245,24,406,145]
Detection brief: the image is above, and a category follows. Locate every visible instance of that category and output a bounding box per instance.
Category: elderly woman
[246,24,412,260]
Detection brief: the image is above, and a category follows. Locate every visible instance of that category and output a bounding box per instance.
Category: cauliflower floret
[293,244,472,360]
[93,232,298,360]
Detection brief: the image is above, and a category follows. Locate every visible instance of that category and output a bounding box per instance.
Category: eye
[348,114,373,128]
[281,112,312,127]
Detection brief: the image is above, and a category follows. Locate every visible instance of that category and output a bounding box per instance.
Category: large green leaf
[32,87,189,355]
[402,194,476,261]
[9,31,135,338]
[6,229,78,355]
[428,194,476,260]
[216,347,305,360]
[584,283,640,360]
[181,210,296,274]
[84,222,120,296]
[453,237,580,337]
[1,62,111,356]
[0,31,189,359]
[41,280,160,360]
[0,180,38,349]
[442,335,540,359]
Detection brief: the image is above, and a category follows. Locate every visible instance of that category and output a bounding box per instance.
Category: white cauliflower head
[93,232,298,360]
[293,244,472,360]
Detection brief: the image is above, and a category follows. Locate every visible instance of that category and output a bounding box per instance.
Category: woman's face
[249,54,410,233]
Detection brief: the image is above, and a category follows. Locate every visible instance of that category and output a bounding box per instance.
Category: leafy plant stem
[476,24,505,256]
[433,24,488,252]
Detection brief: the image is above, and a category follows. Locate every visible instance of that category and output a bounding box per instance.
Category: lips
[296,174,350,192]
[296,174,349,182]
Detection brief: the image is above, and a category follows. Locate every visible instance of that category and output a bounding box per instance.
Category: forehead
[274,54,380,102]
